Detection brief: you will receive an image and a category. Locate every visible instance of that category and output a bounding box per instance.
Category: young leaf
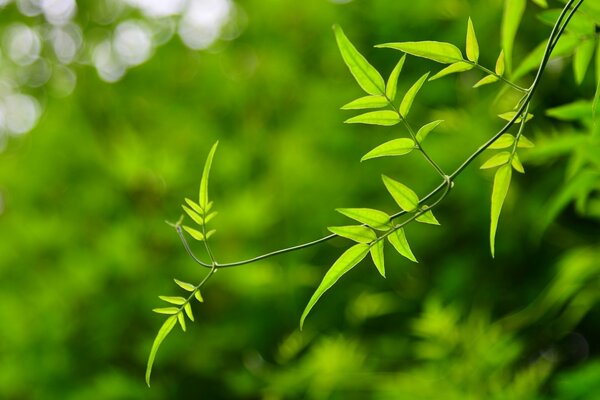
[333,25,385,95]
[184,303,194,322]
[517,135,535,148]
[345,110,400,126]
[498,112,534,123]
[573,39,595,85]
[473,75,499,88]
[194,290,204,303]
[416,120,444,143]
[205,229,217,240]
[376,41,464,64]
[545,100,593,121]
[381,175,419,212]
[495,50,505,76]
[182,205,204,226]
[480,152,511,169]
[429,62,473,81]
[361,138,416,161]
[370,240,386,278]
[386,55,406,101]
[159,296,186,305]
[511,153,525,173]
[336,208,391,231]
[177,312,186,332]
[531,0,547,7]
[490,164,512,257]
[328,225,377,243]
[185,198,204,215]
[400,72,430,117]
[183,226,205,241]
[300,243,370,329]
[387,228,417,262]
[489,134,515,149]
[502,0,526,73]
[146,315,177,387]
[341,95,389,110]
[204,211,218,224]
[174,279,195,292]
[416,210,440,225]
[199,141,219,210]
[152,307,179,315]
[466,18,479,63]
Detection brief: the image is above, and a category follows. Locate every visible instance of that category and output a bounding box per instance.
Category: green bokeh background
[1,0,599,398]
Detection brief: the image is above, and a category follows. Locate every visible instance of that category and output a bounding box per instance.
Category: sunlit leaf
[386,55,406,101]
[184,303,194,322]
[182,205,203,226]
[498,111,534,123]
[513,34,580,80]
[517,135,535,148]
[300,243,370,329]
[333,25,385,95]
[382,175,419,212]
[574,39,595,85]
[159,296,186,305]
[199,141,219,210]
[370,240,385,278]
[481,152,511,169]
[361,138,415,161]
[387,228,417,262]
[185,198,204,215]
[345,110,400,126]
[511,153,525,173]
[531,0,547,8]
[195,290,204,303]
[177,312,186,332]
[502,0,526,73]
[376,41,464,64]
[400,72,430,117]
[204,211,218,224]
[416,120,444,143]
[205,229,216,239]
[336,208,391,231]
[341,95,389,110]
[152,307,179,315]
[174,279,195,292]
[490,164,512,257]
[473,75,499,88]
[495,50,505,76]
[546,100,593,121]
[489,133,515,149]
[466,17,479,63]
[328,225,377,243]
[146,315,177,387]
[416,209,440,225]
[429,62,473,81]
[183,226,205,241]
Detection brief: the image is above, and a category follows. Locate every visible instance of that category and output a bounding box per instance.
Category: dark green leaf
[382,175,419,212]
[429,61,473,81]
[386,55,406,101]
[361,138,415,161]
[387,228,417,262]
[345,110,400,126]
[146,315,177,386]
[376,41,464,64]
[416,120,444,143]
[199,141,218,210]
[328,225,377,243]
[466,18,479,63]
[400,72,430,117]
[370,240,385,278]
[341,95,389,110]
[336,208,391,231]
[490,164,512,257]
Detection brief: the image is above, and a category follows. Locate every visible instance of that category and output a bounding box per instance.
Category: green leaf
[531,0,547,8]
[416,120,444,143]
[182,205,204,226]
[159,296,186,305]
[177,312,186,332]
[328,225,377,243]
[386,55,406,101]
[400,72,430,117]
[546,100,593,121]
[511,153,525,173]
[199,141,219,210]
[333,25,385,95]
[345,110,400,126]
[381,175,419,212]
[416,209,440,225]
[517,136,535,148]
[466,17,479,63]
[194,290,204,303]
[341,95,389,110]
[490,164,512,257]
[495,50,505,76]
[473,75,499,88]
[361,138,415,161]
[183,226,205,241]
[429,62,473,81]
[502,0,526,73]
[184,303,194,322]
[146,315,177,387]
[300,243,370,329]
[376,41,464,64]
[152,307,179,315]
[370,240,385,278]
[489,134,515,149]
[480,152,511,169]
[205,229,216,239]
[336,208,391,231]
[185,198,204,215]
[204,211,218,224]
[513,35,580,80]
[498,111,534,123]
[174,279,195,292]
[387,228,417,262]
[574,39,595,85]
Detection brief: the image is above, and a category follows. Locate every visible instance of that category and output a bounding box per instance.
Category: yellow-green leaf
[152,307,179,315]
[489,134,515,149]
[182,205,203,226]
[511,153,525,173]
[502,0,526,73]
[387,228,417,262]
[376,41,464,64]
[370,240,385,278]
[205,229,216,239]
[498,111,534,123]
[336,208,391,231]
[400,72,430,117]
[185,198,204,215]
[361,138,415,161]
[341,95,389,110]
[177,311,186,332]
[429,61,473,81]
[184,303,194,322]
[183,226,205,241]
[300,243,370,329]
[517,135,535,148]
[416,120,444,143]
[386,55,406,101]
[328,225,377,243]
[174,279,195,292]
[382,175,419,212]
[574,39,595,85]
[416,210,440,225]
[199,141,218,210]
[204,211,218,224]
[194,290,204,303]
[159,296,186,305]
[490,164,512,257]
[481,152,511,169]
[146,315,177,386]
[495,50,505,76]
[345,110,400,126]
[473,75,499,88]
[466,17,479,63]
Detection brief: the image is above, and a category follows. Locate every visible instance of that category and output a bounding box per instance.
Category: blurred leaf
[174,279,195,292]
[386,55,406,101]
[382,175,419,212]
[183,226,205,241]
[416,120,444,143]
[489,134,515,149]
[341,95,388,110]
[336,208,391,231]
[177,312,186,332]
[387,228,417,262]
[182,205,204,226]
[466,18,479,63]
[537,8,596,35]
[376,41,464,64]
[490,164,512,257]
[204,211,218,224]
[205,229,216,240]
[361,138,416,161]
[159,296,186,305]
[185,198,204,215]
[199,141,219,210]
[429,62,473,81]
[498,111,534,123]
[514,34,580,80]
[328,225,377,243]
[496,50,506,76]
[370,240,386,278]
[152,307,179,315]
[574,39,596,85]
[531,0,547,7]
[481,152,511,169]
[400,72,430,117]
[502,0,526,73]
[345,110,400,126]
[546,100,593,121]
[518,135,535,148]
[146,315,177,387]
[474,75,500,87]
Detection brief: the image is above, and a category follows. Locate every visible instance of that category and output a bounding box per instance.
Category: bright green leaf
[490,164,512,257]
[376,41,464,64]
[177,312,186,332]
[184,303,194,322]
[466,18,479,63]
[174,279,195,292]
[204,211,218,224]
[185,198,204,215]
[502,0,526,73]
[146,315,177,387]
[386,55,406,101]
[205,229,216,240]
[345,110,400,126]
[531,0,547,8]
[546,100,593,121]
[328,225,377,243]
[336,208,391,231]
[300,243,370,329]
[370,240,385,278]
[512,153,525,173]
[416,120,444,143]
[400,72,430,117]
[517,135,535,148]
[382,175,419,212]
[574,39,595,85]
[159,296,186,305]
[495,50,505,76]
[416,210,440,225]
[361,138,415,161]
[341,95,389,110]
[429,62,473,81]
[199,141,218,210]
[194,290,204,303]
[489,134,515,149]
[498,111,534,123]
[473,75,499,88]
[333,25,385,95]
[152,307,179,315]
[481,152,511,169]
[513,35,580,80]
[387,228,417,262]
[182,205,203,226]
[183,226,205,241]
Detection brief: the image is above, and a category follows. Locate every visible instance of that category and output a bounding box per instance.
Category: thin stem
[470,62,528,93]
[401,118,447,179]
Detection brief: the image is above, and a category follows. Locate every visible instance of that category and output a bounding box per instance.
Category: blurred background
[0,0,599,398]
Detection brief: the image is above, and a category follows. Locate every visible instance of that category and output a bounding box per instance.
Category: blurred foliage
[0,0,599,399]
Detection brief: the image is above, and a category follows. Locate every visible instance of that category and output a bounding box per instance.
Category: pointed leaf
[416,209,440,225]
[199,142,219,210]
[473,75,499,88]
[328,225,377,243]
[159,296,186,305]
[416,120,444,143]
[429,62,473,81]
[481,152,511,169]
[387,228,417,262]
[489,134,515,149]
[152,307,179,315]
[574,39,595,85]
[183,226,205,241]
[495,50,505,76]
[361,138,415,161]
[185,198,204,215]
[386,55,406,101]
[333,25,385,95]
[300,243,370,329]
[498,111,534,123]
[513,35,580,80]
[194,290,204,303]
[517,135,535,148]
[205,229,216,239]
[184,303,194,322]
[502,0,526,73]
[345,110,400,126]
[400,72,429,117]
[174,279,195,292]
[546,100,593,121]
[336,208,391,231]
[182,205,204,226]
[532,0,547,7]
[370,240,385,278]
[466,18,479,63]
[382,175,419,212]
[511,153,525,173]
[490,164,512,257]
[204,211,218,224]
[177,312,186,332]
[146,315,177,386]
[376,41,464,64]
[341,95,389,110]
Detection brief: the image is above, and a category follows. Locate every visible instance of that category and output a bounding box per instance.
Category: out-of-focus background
[0,0,599,398]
